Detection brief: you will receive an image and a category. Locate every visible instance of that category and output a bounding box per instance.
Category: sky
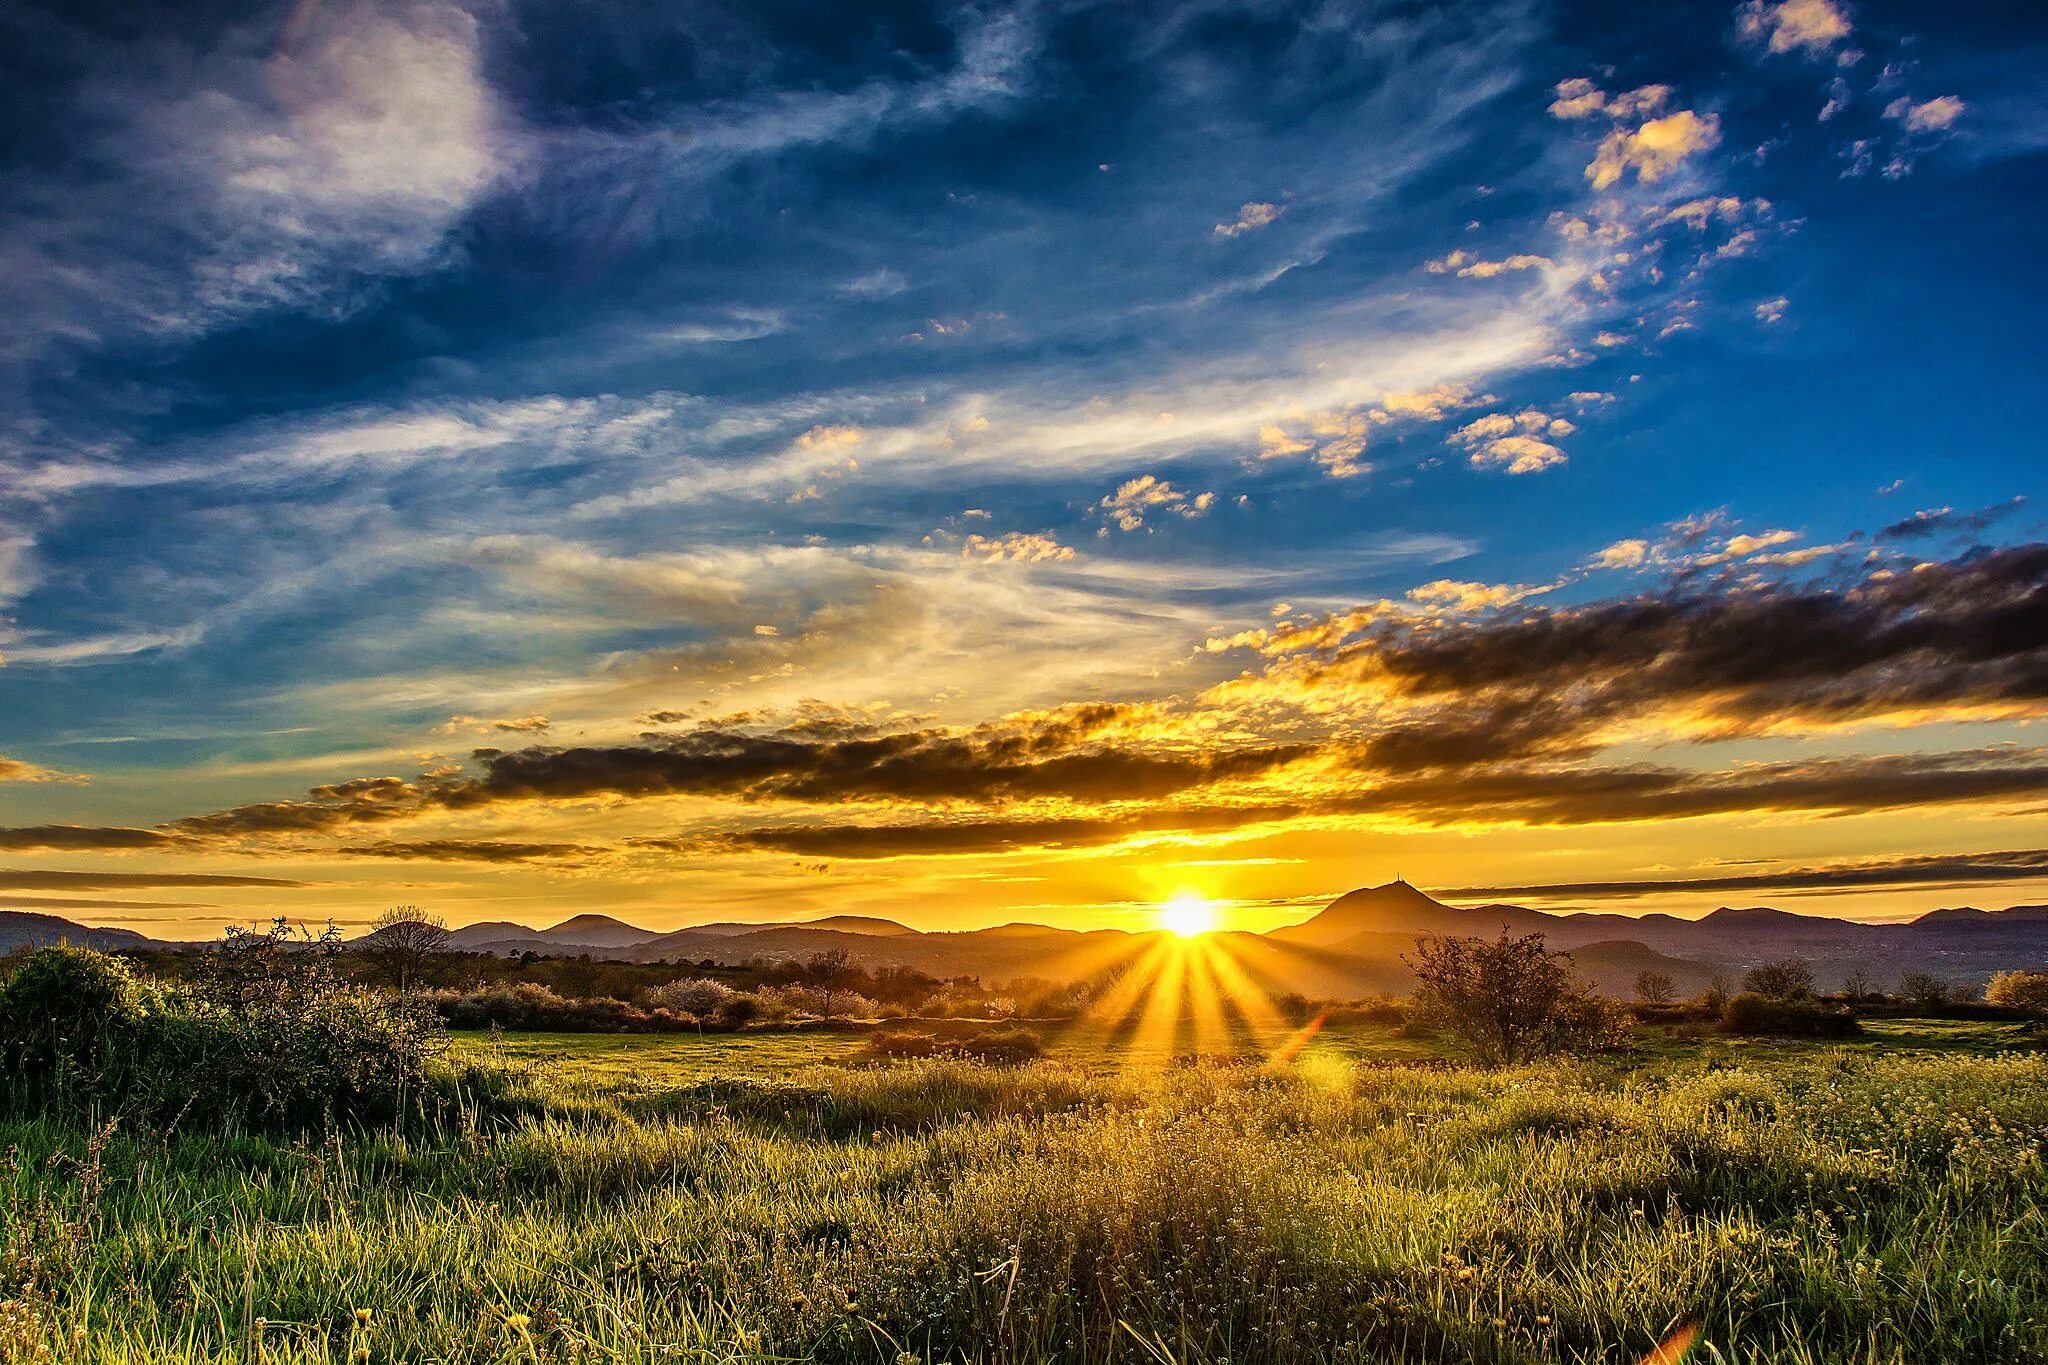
[0,0,2044,938]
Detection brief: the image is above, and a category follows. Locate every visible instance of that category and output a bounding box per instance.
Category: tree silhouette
[1405,931,1628,1065]
[364,906,451,993]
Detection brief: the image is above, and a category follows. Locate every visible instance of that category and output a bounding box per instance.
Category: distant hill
[1270,879,1556,946]
[541,914,665,948]
[445,912,918,958]
[9,882,2048,992]
[0,911,154,954]
[1268,880,2048,987]
[662,915,915,939]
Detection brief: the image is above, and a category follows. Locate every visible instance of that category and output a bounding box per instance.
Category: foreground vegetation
[3,1011,2045,1363]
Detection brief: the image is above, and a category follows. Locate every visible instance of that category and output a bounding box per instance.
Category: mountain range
[6,880,2047,994]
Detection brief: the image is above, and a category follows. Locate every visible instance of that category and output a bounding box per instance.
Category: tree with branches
[1405,931,1630,1066]
[363,906,451,993]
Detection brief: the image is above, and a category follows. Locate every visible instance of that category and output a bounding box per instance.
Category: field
[3,1020,2045,1364]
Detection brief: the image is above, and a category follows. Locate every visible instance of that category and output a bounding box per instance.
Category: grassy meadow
[3,1019,2045,1365]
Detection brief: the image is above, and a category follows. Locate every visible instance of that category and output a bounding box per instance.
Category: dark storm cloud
[0,870,308,889]
[1304,543,2048,763]
[1446,848,2048,899]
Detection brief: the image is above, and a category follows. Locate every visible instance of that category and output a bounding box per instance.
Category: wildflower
[506,1313,532,1332]
[1456,1267,1476,1282]
[355,1307,373,1326]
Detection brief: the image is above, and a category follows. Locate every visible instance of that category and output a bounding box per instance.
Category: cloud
[1887,96,1967,134]
[4,0,509,350]
[1879,497,2026,540]
[656,311,785,344]
[1426,251,1554,279]
[1348,748,2048,828]
[1548,78,1609,120]
[1251,543,2048,758]
[1096,476,1217,532]
[689,804,1301,860]
[0,896,218,912]
[148,704,1310,841]
[1449,847,2048,899]
[1592,539,1651,570]
[0,825,183,851]
[0,757,81,784]
[838,269,908,299]
[1214,202,1283,238]
[1587,110,1722,189]
[960,532,1077,564]
[464,725,1309,809]
[1755,296,1789,324]
[335,839,602,863]
[492,716,553,734]
[0,871,308,890]
[1404,580,1555,612]
[1548,81,1673,123]
[1447,409,1575,474]
[1735,0,1853,56]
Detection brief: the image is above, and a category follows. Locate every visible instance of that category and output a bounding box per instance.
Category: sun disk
[1159,894,1219,937]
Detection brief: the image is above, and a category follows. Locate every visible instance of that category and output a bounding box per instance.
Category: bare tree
[1742,959,1815,1001]
[803,948,858,1017]
[1896,970,1956,1012]
[1405,931,1631,1066]
[364,906,451,993]
[1634,970,1676,1006]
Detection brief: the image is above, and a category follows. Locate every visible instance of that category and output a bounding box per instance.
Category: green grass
[2,1021,2044,1363]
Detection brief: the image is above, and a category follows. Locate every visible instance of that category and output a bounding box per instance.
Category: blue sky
[0,0,2044,933]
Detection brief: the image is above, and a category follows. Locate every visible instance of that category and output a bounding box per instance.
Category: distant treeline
[10,932,2045,1041]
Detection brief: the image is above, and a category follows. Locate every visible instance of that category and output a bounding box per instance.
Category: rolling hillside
[10,879,2048,991]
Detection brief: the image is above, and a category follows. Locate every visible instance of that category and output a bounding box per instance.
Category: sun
[1158,893,1219,938]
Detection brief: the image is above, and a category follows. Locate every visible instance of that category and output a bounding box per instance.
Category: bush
[1719,992,1859,1038]
[1985,970,2048,1017]
[644,977,736,1015]
[434,982,699,1032]
[0,940,443,1131]
[859,1027,1043,1066]
[756,983,882,1020]
[0,947,165,1102]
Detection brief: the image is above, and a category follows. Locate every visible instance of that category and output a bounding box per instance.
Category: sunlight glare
[1158,893,1219,937]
